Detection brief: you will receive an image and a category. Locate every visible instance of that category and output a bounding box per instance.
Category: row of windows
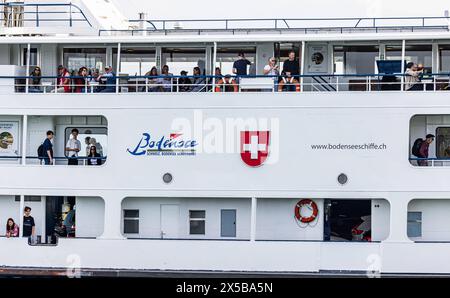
[123,209,236,237]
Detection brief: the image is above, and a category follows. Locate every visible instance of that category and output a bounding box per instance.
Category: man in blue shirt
[98,66,116,93]
[232,52,251,82]
[42,130,54,165]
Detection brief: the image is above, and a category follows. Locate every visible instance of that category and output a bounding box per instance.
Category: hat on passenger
[180,70,188,75]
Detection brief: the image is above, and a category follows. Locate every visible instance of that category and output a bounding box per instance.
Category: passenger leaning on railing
[56,65,71,93]
[74,67,89,93]
[145,67,163,92]
[6,218,19,238]
[264,57,280,91]
[161,65,174,92]
[97,66,116,93]
[280,50,300,92]
[87,146,102,166]
[178,70,192,92]
[28,66,42,93]
[190,67,206,92]
[405,62,424,91]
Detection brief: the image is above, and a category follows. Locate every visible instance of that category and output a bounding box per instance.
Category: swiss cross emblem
[240,131,270,167]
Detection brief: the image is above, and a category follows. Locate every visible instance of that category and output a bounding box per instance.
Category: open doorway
[46,196,76,239]
[324,199,371,242]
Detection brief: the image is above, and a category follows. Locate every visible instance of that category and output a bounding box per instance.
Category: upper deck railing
[99,16,450,36]
[0,2,92,28]
[3,72,450,94]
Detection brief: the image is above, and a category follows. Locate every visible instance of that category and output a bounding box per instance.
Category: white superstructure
[0,1,450,276]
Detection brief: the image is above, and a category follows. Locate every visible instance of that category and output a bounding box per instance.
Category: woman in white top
[263,57,280,91]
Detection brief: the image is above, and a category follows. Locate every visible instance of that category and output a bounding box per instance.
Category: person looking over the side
[42,130,54,165]
[6,218,19,238]
[98,66,116,93]
[22,207,35,238]
[281,50,300,92]
[405,62,423,91]
[414,134,435,166]
[29,66,42,93]
[66,128,81,166]
[56,65,71,93]
[232,52,251,83]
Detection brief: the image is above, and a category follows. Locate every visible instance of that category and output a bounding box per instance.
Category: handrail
[99,16,450,35]
[0,2,92,28]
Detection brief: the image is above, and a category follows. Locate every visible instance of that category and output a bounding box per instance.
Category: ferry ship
[0,0,450,277]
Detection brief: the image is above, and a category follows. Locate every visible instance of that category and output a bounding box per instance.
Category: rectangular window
[407,211,422,238]
[439,45,450,72]
[436,127,450,159]
[23,48,38,67]
[216,47,256,76]
[113,47,156,76]
[162,47,207,76]
[14,195,41,202]
[123,209,139,234]
[63,48,107,74]
[333,45,380,75]
[189,210,205,235]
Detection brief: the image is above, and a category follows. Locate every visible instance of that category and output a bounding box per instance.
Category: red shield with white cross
[240,131,270,167]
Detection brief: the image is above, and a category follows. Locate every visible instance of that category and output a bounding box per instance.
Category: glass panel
[436,127,450,158]
[215,47,256,76]
[65,127,108,158]
[189,210,205,219]
[124,219,139,234]
[386,44,432,70]
[23,48,38,66]
[124,210,139,218]
[189,220,205,235]
[162,48,206,76]
[407,211,422,238]
[439,45,450,72]
[333,45,379,74]
[63,48,107,74]
[112,48,156,76]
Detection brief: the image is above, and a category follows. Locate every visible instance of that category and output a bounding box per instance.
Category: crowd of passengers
[26,51,302,93]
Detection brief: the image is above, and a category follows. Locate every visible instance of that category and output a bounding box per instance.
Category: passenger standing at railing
[281,50,300,92]
[97,66,116,93]
[190,67,206,92]
[42,130,54,165]
[145,67,162,92]
[22,207,35,238]
[56,65,71,93]
[74,67,88,93]
[264,57,280,91]
[161,65,173,92]
[177,70,192,92]
[417,134,435,166]
[232,52,252,83]
[405,62,424,91]
[5,218,19,238]
[87,146,102,166]
[65,128,81,166]
[28,66,42,93]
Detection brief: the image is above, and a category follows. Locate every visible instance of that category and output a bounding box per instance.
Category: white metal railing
[2,73,450,95]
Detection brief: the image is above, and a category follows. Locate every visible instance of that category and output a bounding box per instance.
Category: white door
[160,204,179,239]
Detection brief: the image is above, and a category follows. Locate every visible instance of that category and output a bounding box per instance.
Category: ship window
[439,45,450,72]
[333,45,379,75]
[64,127,108,158]
[63,48,107,74]
[113,47,156,76]
[14,196,41,202]
[22,48,38,67]
[436,127,450,159]
[386,44,432,68]
[123,209,139,234]
[215,47,256,76]
[189,210,205,235]
[162,47,207,76]
[407,212,422,238]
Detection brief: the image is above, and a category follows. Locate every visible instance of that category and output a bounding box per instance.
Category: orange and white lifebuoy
[215,78,238,92]
[294,199,318,223]
[278,77,301,92]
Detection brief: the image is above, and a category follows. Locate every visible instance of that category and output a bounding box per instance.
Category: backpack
[37,144,45,159]
[412,138,424,157]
